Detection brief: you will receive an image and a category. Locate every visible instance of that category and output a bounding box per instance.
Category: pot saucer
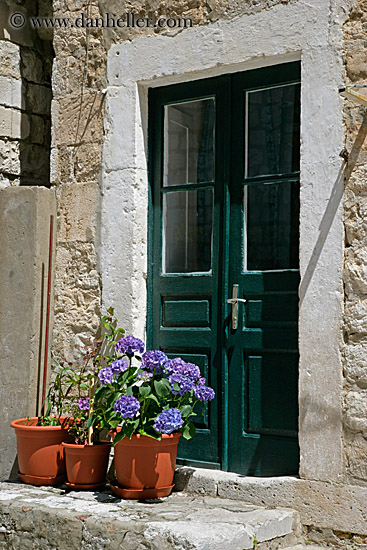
[65,481,106,491]
[110,479,174,499]
[18,471,66,486]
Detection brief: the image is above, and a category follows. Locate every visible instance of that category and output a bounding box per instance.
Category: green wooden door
[148,62,300,475]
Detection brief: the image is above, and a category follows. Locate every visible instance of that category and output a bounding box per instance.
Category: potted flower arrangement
[60,309,125,490]
[90,334,215,499]
[10,307,124,488]
[10,363,75,486]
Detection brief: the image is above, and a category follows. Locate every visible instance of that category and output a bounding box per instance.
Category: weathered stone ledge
[175,466,367,535]
[0,481,301,550]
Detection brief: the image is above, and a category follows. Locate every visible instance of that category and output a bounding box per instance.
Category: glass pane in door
[163,189,214,273]
[244,180,299,271]
[163,99,215,186]
[246,83,300,178]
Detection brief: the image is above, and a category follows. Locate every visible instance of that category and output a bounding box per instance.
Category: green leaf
[113,431,125,445]
[180,405,192,418]
[86,416,94,429]
[182,422,196,440]
[139,385,151,398]
[154,379,171,398]
[145,394,159,405]
[109,419,121,429]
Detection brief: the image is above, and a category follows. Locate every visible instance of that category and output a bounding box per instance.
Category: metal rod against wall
[41,215,54,417]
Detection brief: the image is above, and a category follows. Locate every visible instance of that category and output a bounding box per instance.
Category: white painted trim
[102,0,345,481]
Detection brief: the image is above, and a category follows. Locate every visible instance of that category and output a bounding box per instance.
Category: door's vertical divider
[220,74,232,472]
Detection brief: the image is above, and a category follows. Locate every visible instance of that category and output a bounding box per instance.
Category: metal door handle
[227,284,246,330]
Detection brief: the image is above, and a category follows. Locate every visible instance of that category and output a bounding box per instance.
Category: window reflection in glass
[244,181,299,271]
[164,99,215,186]
[246,84,300,178]
[163,189,213,273]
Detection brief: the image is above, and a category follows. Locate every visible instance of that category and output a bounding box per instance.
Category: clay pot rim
[108,434,182,443]
[11,417,72,431]
[61,440,112,449]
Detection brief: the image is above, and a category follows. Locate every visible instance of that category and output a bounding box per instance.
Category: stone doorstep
[173,466,367,537]
[0,481,302,550]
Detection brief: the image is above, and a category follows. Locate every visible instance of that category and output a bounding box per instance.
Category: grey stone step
[0,481,301,550]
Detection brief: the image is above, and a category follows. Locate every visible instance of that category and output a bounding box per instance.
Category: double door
[148,62,300,475]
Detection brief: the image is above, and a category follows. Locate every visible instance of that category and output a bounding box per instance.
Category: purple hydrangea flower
[141,350,168,374]
[168,373,195,395]
[153,408,183,434]
[98,366,114,385]
[113,395,140,419]
[137,370,153,382]
[193,385,215,402]
[199,377,206,385]
[163,357,187,376]
[78,397,90,411]
[115,336,145,355]
[110,358,129,375]
[177,362,201,382]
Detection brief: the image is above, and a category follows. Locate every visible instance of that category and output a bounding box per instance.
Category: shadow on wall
[0,0,54,187]
[299,113,367,305]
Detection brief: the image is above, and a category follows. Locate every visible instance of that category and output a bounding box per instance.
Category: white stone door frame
[102,0,345,481]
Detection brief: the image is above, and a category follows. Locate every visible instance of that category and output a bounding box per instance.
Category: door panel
[227,64,300,475]
[148,63,300,475]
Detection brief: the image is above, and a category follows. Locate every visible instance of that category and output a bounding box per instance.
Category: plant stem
[88,377,95,445]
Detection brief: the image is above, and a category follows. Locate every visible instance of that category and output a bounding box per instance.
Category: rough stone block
[52,92,104,146]
[27,83,52,116]
[346,50,367,82]
[343,390,367,436]
[0,76,23,109]
[346,434,367,481]
[20,49,44,84]
[0,40,21,79]
[0,139,20,174]
[30,115,45,145]
[57,182,100,243]
[0,106,29,139]
[344,344,367,388]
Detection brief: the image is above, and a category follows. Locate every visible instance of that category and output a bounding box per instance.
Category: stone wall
[0,0,53,188]
[343,0,367,486]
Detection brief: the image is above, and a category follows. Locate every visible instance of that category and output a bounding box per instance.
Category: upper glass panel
[245,83,300,178]
[163,99,215,186]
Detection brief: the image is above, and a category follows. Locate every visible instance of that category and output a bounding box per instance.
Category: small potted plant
[61,309,125,490]
[10,363,75,486]
[91,334,215,499]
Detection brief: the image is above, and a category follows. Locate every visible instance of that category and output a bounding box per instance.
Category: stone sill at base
[0,480,301,550]
[174,466,367,535]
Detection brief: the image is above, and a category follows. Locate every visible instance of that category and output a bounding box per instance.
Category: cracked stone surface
[0,481,300,549]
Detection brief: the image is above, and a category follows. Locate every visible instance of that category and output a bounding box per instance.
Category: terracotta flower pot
[10,417,72,486]
[111,432,181,499]
[62,441,112,490]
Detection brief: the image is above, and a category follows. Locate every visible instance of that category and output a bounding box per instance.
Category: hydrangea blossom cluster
[141,350,168,374]
[163,357,187,376]
[153,408,183,434]
[137,370,153,382]
[110,358,129,375]
[193,385,215,402]
[168,373,195,395]
[176,361,201,382]
[78,397,90,411]
[115,336,145,355]
[98,366,114,385]
[114,395,140,419]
